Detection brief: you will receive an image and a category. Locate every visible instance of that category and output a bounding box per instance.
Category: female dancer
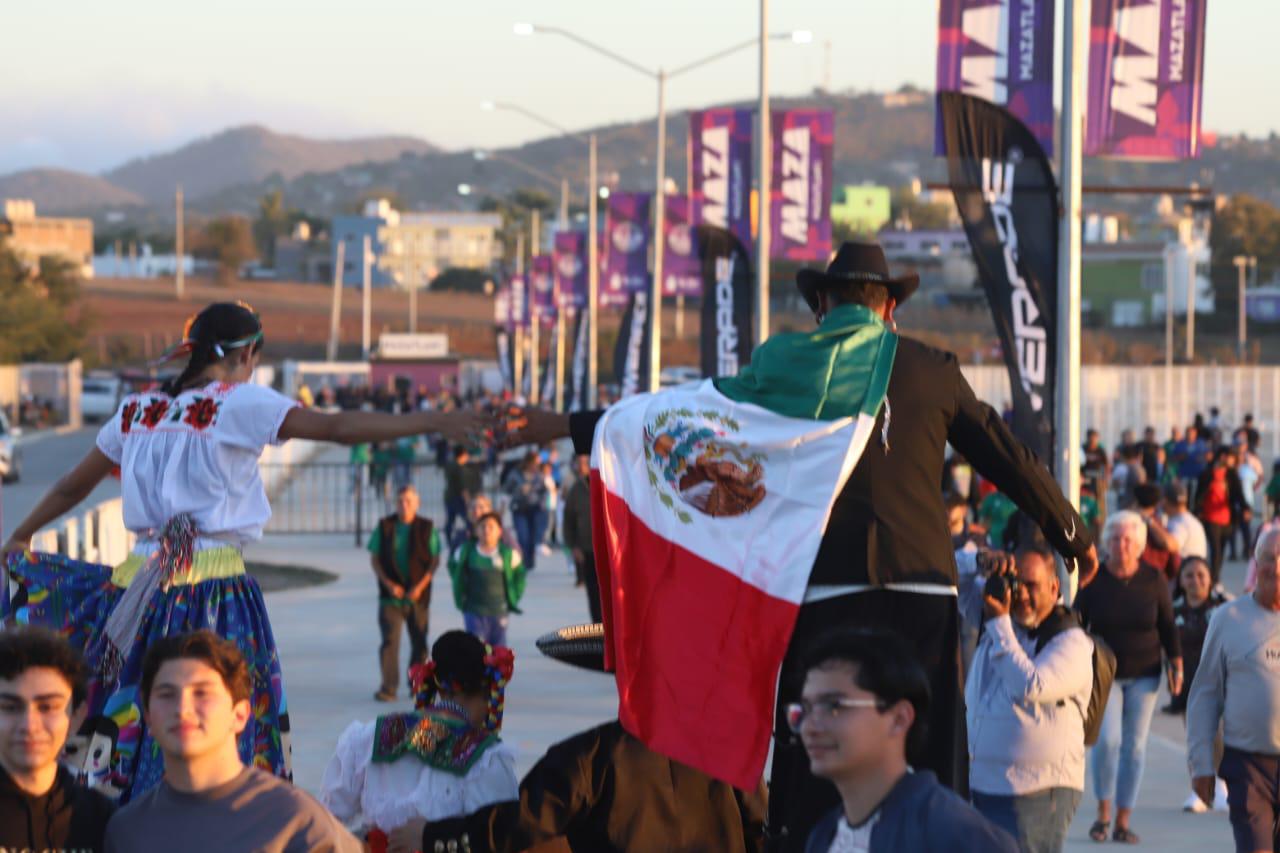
[0,302,483,802]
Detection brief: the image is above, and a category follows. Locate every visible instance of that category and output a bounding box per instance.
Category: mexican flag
[589,323,896,790]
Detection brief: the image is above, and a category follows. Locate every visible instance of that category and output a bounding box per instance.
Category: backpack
[1034,607,1117,747]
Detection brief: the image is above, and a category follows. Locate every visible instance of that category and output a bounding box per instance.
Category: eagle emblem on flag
[643,409,767,521]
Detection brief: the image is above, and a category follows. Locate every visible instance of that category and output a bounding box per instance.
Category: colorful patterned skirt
[1,546,291,803]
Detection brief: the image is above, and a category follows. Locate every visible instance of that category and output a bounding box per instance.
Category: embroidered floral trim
[119,395,223,434]
[121,402,139,434]
[183,398,219,431]
[370,707,498,777]
[140,399,170,429]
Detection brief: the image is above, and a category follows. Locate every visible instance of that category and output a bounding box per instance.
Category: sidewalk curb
[16,423,85,448]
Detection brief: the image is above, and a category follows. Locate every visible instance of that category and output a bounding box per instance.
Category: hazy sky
[3,0,1276,175]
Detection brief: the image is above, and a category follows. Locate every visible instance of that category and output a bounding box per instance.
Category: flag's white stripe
[591,381,877,605]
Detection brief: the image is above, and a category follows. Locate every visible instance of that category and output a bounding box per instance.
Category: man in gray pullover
[1187,527,1280,852]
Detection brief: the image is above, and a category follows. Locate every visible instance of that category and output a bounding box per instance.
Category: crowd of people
[4,242,1280,853]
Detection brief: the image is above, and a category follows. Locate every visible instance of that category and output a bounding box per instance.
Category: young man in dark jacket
[793,627,1015,853]
[0,626,115,852]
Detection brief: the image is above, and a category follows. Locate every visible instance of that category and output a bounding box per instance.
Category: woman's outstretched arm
[277,406,489,447]
[3,448,117,551]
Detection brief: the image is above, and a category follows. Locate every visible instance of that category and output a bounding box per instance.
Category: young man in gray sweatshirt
[1187,527,1280,852]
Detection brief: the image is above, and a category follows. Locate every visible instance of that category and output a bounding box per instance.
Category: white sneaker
[1214,778,1230,812]
[538,544,552,556]
[1183,792,1209,813]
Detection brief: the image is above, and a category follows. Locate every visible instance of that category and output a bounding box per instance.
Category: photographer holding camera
[965,544,1094,853]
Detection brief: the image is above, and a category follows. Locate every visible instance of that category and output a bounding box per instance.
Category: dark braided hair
[160,302,263,397]
[430,630,489,696]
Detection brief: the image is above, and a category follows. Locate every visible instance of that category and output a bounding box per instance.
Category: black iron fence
[262,462,456,545]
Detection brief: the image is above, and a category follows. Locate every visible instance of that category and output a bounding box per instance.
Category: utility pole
[514,232,525,400]
[649,69,667,392]
[1235,255,1255,362]
[587,134,599,408]
[327,240,345,361]
[175,186,185,300]
[529,211,541,404]
[756,0,772,349]
[1185,246,1196,362]
[362,235,372,361]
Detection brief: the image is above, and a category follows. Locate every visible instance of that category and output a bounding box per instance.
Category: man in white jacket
[966,545,1094,853]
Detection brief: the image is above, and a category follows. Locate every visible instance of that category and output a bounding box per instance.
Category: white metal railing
[30,439,324,561]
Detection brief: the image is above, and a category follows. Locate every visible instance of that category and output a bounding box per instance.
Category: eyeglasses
[785,697,881,733]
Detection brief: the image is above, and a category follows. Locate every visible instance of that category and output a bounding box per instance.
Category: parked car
[0,410,23,483]
[659,365,704,387]
[81,375,123,422]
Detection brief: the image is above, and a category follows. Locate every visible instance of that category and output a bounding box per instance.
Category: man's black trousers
[378,594,431,695]
[766,589,967,851]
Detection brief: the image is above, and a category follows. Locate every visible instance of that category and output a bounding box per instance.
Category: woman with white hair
[1074,510,1184,844]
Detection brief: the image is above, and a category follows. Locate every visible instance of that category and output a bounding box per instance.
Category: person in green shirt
[978,489,1018,550]
[367,485,441,702]
[448,512,524,647]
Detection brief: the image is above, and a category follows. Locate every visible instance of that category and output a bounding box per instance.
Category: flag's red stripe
[590,471,799,790]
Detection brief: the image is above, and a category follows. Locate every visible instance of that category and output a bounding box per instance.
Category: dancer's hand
[501,405,571,448]
[428,408,490,446]
[1,537,29,558]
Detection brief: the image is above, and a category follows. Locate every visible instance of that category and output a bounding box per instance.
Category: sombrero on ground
[536,622,606,673]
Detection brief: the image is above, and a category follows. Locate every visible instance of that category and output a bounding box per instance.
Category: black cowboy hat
[796,240,920,313]
[536,622,606,673]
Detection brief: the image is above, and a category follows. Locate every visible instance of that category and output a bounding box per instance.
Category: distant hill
[0,168,144,215]
[103,124,440,205]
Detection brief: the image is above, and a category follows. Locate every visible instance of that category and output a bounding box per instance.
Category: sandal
[1088,821,1110,843]
[1113,826,1141,844]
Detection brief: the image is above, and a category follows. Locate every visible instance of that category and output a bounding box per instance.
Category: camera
[984,572,1021,601]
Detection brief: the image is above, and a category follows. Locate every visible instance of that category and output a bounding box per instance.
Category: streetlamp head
[598,186,610,200]
[457,183,473,196]
[791,30,814,44]
[513,22,535,36]
[473,150,489,161]
[480,100,496,111]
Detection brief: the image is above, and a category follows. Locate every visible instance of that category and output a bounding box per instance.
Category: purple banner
[689,108,753,251]
[1086,0,1207,159]
[603,192,650,307]
[770,109,833,262]
[508,275,528,331]
[553,231,588,311]
[662,195,702,297]
[529,255,557,324]
[935,0,1056,155]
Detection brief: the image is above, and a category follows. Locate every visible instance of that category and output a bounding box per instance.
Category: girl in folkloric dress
[0,302,483,803]
[321,631,517,852]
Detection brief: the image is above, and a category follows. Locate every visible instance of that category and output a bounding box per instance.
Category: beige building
[381,210,502,285]
[0,200,94,278]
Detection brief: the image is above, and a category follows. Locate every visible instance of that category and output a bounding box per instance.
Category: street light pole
[650,70,667,392]
[588,135,599,408]
[757,0,771,347]
[1235,255,1252,362]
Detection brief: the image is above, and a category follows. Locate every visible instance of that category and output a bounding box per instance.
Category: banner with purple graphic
[663,195,702,297]
[1086,0,1207,159]
[553,231,588,311]
[770,109,833,262]
[935,0,1055,155]
[603,192,651,307]
[508,275,528,331]
[530,255,557,323]
[689,108,753,250]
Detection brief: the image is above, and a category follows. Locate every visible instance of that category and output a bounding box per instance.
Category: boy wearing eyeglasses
[792,628,1015,852]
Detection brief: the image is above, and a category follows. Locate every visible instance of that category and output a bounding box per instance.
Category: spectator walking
[103,632,362,852]
[448,513,525,647]
[1196,447,1246,584]
[1167,556,1230,813]
[1074,511,1183,844]
[0,628,115,852]
[797,628,1017,852]
[1135,483,1181,581]
[367,485,440,703]
[443,445,483,549]
[1111,445,1146,512]
[1187,528,1280,852]
[1234,439,1264,559]
[966,546,1092,852]
[1082,429,1110,520]
[321,632,517,849]
[503,453,548,571]
[1175,426,1208,494]
[1267,461,1280,522]
[562,454,601,623]
[1164,482,1209,561]
[540,460,558,551]
[1138,426,1161,483]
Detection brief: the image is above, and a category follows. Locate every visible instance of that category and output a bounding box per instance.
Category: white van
[82,375,123,423]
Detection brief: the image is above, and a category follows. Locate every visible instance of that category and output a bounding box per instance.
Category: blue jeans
[973,788,1081,853]
[1090,675,1161,810]
[464,612,508,647]
[512,508,547,569]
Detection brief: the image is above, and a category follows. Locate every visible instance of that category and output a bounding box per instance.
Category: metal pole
[328,240,344,361]
[1236,256,1249,362]
[1164,244,1174,429]
[531,209,541,258]
[175,186,184,300]
[649,69,667,393]
[757,0,772,347]
[559,179,569,230]
[409,282,417,334]
[1185,244,1195,362]
[675,294,684,340]
[362,235,372,360]
[587,134,599,408]
[1056,0,1087,603]
[514,232,525,399]
[530,317,541,404]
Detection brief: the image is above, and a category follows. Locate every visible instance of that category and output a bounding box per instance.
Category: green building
[832,185,892,235]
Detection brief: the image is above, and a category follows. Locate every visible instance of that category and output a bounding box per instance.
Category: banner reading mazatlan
[698,225,753,379]
[935,0,1055,155]
[663,195,702,298]
[940,91,1057,464]
[554,231,588,311]
[530,254,557,324]
[604,192,651,307]
[689,108,753,251]
[770,109,833,262]
[1086,0,1207,159]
